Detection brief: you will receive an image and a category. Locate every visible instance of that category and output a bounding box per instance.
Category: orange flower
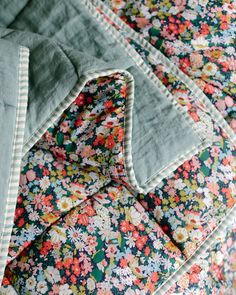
[137,223,145,231]
[104,100,113,108]
[106,134,115,149]
[132,231,140,239]
[120,85,127,98]
[64,257,73,269]
[77,213,89,226]
[136,239,144,250]
[144,246,150,256]
[71,264,80,276]
[204,83,215,94]
[120,258,128,268]
[86,205,95,216]
[120,220,130,233]
[221,22,228,30]
[151,272,159,283]
[1,277,11,286]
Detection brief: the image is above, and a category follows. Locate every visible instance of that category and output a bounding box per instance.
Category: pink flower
[51,147,66,160]
[59,121,69,133]
[26,170,36,182]
[174,0,186,12]
[190,53,203,68]
[19,174,27,185]
[207,182,219,195]
[106,245,117,258]
[225,96,234,107]
[80,146,96,158]
[44,130,53,143]
[215,100,226,112]
[136,18,150,29]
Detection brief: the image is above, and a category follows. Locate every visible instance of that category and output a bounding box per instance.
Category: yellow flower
[41,213,58,223]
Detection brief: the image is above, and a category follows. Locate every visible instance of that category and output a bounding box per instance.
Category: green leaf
[93,250,105,263]
[66,142,76,152]
[96,237,103,250]
[155,38,163,49]
[91,268,104,282]
[149,27,160,37]
[200,165,210,176]
[56,132,64,146]
[200,150,210,161]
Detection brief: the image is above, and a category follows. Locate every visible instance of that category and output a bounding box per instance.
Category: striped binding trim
[91,0,236,147]
[0,47,29,285]
[154,205,236,295]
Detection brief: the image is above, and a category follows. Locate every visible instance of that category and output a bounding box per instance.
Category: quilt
[0,1,235,294]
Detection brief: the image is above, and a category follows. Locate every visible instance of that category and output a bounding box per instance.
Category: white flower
[89,84,98,93]
[197,173,205,184]
[68,227,82,243]
[191,37,209,50]
[69,153,78,161]
[34,150,44,160]
[128,206,142,226]
[57,197,73,212]
[153,239,163,250]
[230,73,236,83]
[202,196,212,207]
[26,276,36,290]
[190,229,203,242]
[36,281,48,294]
[182,9,197,20]
[59,284,72,295]
[50,226,67,243]
[152,18,161,29]
[153,206,163,222]
[185,213,200,228]
[39,176,50,190]
[168,6,180,15]
[174,179,186,190]
[125,233,136,248]
[225,46,235,55]
[87,278,95,291]
[28,211,39,221]
[44,152,53,162]
[199,0,208,6]
[173,227,188,243]
[44,266,60,284]
[212,251,224,265]
[202,62,218,76]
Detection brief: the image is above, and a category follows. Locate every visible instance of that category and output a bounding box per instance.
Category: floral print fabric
[96,1,236,257]
[7,73,128,263]
[4,182,185,294]
[166,220,236,294]
[104,0,236,132]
